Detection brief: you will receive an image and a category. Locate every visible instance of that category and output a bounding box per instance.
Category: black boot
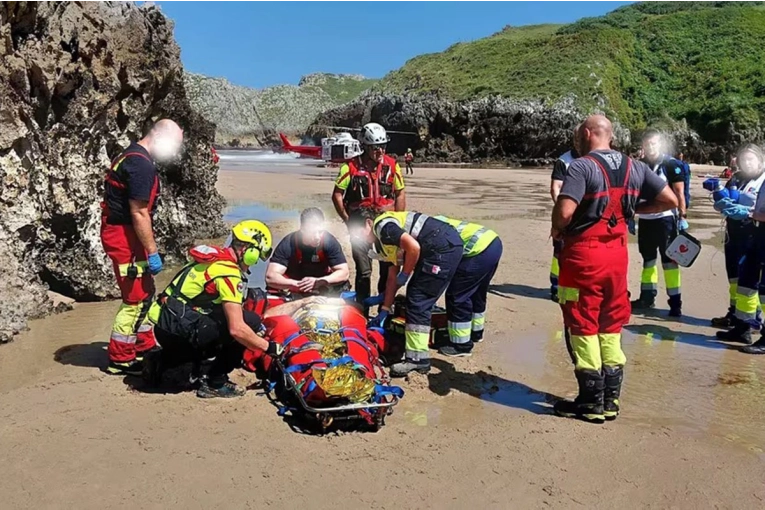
[716,323,753,344]
[603,365,624,421]
[741,335,765,354]
[141,347,165,388]
[711,307,736,329]
[554,370,605,424]
[630,290,656,311]
[668,295,682,318]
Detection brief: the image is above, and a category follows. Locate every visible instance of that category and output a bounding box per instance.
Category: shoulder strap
[586,152,628,188]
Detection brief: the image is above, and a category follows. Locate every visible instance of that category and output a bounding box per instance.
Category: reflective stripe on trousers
[405,324,430,360]
[567,333,627,372]
[448,321,472,345]
[472,312,485,332]
[640,259,658,291]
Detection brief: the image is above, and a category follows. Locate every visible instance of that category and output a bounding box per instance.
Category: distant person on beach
[265,208,350,297]
[405,148,414,175]
[100,119,183,376]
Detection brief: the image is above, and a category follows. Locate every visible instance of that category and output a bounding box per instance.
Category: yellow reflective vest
[434,215,498,257]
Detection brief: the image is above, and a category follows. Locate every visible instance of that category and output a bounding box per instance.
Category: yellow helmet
[231,220,273,266]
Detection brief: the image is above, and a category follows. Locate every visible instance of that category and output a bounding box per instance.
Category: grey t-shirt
[559,150,668,234]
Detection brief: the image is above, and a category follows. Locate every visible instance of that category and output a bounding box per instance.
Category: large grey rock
[310,92,635,165]
[0,1,225,342]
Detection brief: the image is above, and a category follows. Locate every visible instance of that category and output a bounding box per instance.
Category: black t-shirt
[104,142,159,224]
[551,149,579,181]
[270,231,346,278]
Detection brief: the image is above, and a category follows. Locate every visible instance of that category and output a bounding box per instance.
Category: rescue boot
[438,342,473,358]
[668,295,682,318]
[741,334,765,354]
[390,358,431,377]
[550,285,559,303]
[471,330,484,344]
[630,291,656,312]
[711,307,736,329]
[603,365,624,421]
[141,347,165,388]
[106,359,144,376]
[196,380,246,399]
[715,323,753,344]
[553,370,605,424]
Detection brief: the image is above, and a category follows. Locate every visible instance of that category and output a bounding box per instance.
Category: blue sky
[157,1,632,89]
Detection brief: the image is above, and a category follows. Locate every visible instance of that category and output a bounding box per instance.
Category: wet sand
[1,154,764,508]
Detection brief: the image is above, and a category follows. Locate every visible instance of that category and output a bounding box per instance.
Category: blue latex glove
[368,310,389,329]
[628,218,636,236]
[396,271,411,288]
[714,197,735,213]
[723,204,751,221]
[363,295,384,307]
[678,218,689,231]
[147,252,163,275]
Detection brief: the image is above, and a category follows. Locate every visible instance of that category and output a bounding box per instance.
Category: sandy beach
[1,154,763,509]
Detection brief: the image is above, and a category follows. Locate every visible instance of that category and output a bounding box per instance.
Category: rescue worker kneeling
[144,220,283,398]
[552,115,677,423]
[265,207,350,297]
[434,216,503,357]
[353,209,463,377]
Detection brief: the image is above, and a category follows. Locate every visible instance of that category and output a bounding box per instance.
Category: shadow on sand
[428,358,559,415]
[488,283,552,301]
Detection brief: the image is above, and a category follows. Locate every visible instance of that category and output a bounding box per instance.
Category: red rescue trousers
[558,235,629,372]
[100,218,157,363]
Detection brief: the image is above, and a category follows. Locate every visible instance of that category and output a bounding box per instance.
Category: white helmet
[359,122,389,146]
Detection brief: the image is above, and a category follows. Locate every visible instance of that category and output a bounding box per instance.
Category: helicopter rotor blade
[319,125,417,135]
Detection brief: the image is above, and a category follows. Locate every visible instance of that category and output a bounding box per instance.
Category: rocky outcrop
[311,93,632,165]
[0,2,225,342]
[185,72,376,146]
[311,92,737,165]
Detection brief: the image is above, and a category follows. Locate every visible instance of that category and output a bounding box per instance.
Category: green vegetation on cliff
[378,2,765,143]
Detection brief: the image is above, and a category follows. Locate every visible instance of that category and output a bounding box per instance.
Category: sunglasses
[369,144,387,152]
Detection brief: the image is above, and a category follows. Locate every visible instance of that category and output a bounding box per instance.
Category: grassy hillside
[378,2,765,143]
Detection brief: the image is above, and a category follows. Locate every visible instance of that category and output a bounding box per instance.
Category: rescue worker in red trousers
[432,216,503,356]
[552,115,678,423]
[549,124,581,302]
[332,123,406,305]
[265,207,350,297]
[144,221,283,398]
[100,119,183,375]
[353,209,463,376]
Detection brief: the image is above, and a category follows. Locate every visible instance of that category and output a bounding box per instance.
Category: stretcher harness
[244,298,403,432]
